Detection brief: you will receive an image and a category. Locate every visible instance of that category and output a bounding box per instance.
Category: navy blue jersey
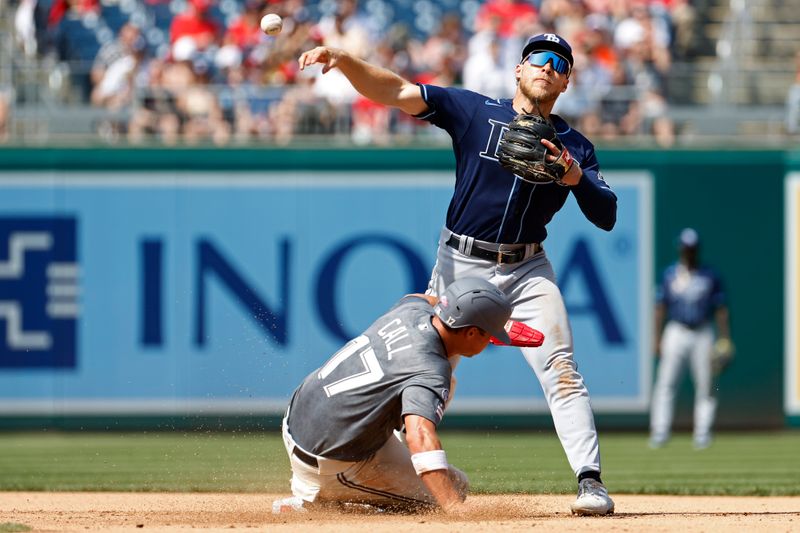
[656,264,726,328]
[416,84,617,244]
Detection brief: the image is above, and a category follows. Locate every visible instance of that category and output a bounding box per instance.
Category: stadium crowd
[12,0,700,146]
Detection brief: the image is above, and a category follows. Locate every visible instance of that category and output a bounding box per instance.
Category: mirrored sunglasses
[525,50,571,75]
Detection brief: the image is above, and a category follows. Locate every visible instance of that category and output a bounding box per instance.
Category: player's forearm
[407,434,465,511]
[334,54,425,114]
[404,416,466,510]
[715,306,730,338]
[405,421,443,454]
[572,169,617,231]
[653,304,666,353]
[419,469,465,512]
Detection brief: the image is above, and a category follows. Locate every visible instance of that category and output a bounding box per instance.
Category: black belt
[446,234,540,264]
[675,320,707,330]
[292,446,319,468]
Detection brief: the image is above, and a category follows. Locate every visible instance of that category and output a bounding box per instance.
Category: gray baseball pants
[427,228,602,476]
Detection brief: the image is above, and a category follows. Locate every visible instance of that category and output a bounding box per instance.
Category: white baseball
[260,13,283,36]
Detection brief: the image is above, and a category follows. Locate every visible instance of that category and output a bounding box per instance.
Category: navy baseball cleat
[570,479,615,515]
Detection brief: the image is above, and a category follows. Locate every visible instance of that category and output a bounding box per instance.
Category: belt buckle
[497,250,517,264]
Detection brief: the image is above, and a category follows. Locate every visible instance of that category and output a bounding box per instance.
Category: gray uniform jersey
[287,296,452,462]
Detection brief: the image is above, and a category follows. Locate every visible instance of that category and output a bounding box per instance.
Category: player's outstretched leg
[514,276,614,516]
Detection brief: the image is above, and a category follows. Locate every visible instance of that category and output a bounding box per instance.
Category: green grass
[0,524,32,533]
[444,431,800,496]
[1,431,799,495]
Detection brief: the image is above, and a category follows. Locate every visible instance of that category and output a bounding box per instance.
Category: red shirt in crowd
[170,12,219,47]
[225,16,263,49]
[475,0,537,37]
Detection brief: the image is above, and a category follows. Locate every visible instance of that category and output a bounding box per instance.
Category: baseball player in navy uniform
[273,277,513,513]
[299,32,616,515]
[650,228,732,450]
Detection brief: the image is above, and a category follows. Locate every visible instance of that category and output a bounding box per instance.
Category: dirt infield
[2,492,799,532]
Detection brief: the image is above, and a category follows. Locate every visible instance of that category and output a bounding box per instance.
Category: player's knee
[546,358,587,399]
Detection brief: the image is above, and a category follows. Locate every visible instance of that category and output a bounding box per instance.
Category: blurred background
[1,0,799,146]
[0,0,799,435]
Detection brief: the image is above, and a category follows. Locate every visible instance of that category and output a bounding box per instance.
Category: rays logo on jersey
[596,171,611,190]
[0,217,79,368]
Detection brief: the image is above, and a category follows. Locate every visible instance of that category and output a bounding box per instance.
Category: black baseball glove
[497,114,574,185]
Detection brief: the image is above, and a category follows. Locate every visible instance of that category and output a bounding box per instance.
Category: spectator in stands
[306,0,371,130]
[268,66,319,144]
[351,95,390,145]
[128,58,181,145]
[787,50,800,135]
[468,11,502,57]
[21,0,688,145]
[170,0,220,50]
[614,1,671,74]
[474,0,537,39]
[91,23,142,90]
[316,0,370,57]
[90,35,149,109]
[463,35,515,98]
[176,57,231,145]
[623,37,675,146]
[539,0,588,44]
[217,64,259,143]
[14,0,39,57]
[590,60,642,141]
[600,1,674,146]
[553,14,616,124]
[667,0,699,60]
[411,13,468,86]
[580,13,618,74]
[49,0,102,64]
[224,0,266,51]
[47,0,99,29]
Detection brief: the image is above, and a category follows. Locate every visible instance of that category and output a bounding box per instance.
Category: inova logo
[0,217,79,368]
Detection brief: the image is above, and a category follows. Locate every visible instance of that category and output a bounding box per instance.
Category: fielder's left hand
[541,139,582,186]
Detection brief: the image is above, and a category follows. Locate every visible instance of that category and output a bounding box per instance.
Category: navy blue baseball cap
[521,33,574,68]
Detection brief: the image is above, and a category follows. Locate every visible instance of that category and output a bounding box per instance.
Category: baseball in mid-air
[260,13,283,35]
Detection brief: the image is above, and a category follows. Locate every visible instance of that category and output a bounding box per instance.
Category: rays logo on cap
[544,33,560,42]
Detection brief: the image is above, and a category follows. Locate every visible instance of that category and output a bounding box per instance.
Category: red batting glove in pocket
[489,320,545,347]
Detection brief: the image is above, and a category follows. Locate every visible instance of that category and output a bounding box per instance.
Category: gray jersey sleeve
[401,384,448,426]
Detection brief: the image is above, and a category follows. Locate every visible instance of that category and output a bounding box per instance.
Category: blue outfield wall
[0,147,794,429]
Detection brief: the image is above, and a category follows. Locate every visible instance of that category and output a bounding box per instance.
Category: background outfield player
[650,228,733,450]
[298,32,616,515]
[274,278,513,514]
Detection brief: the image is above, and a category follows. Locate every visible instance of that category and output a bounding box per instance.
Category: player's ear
[561,75,570,93]
[514,63,522,84]
[467,326,489,340]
